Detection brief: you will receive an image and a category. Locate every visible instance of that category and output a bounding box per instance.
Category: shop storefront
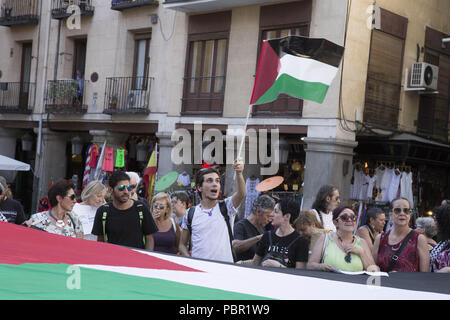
[353,133,450,225]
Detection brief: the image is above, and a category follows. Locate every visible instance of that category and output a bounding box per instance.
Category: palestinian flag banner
[1,222,449,301]
[250,35,345,105]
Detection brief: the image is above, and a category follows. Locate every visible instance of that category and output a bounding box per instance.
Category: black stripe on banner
[267,35,345,68]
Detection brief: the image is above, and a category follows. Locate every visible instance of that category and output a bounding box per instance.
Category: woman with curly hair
[430,204,450,273]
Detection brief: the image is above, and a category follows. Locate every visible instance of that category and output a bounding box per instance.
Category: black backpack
[186,200,236,262]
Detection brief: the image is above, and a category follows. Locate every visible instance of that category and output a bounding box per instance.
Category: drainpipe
[31,1,52,214]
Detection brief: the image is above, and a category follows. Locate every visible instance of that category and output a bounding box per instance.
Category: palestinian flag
[1,222,449,300]
[250,35,344,105]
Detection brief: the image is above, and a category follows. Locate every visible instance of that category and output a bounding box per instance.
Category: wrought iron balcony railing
[0,82,35,114]
[0,0,39,26]
[103,77,152,114]
[51,0,94,20]
[111,0,158,11]
[45,79,87,114]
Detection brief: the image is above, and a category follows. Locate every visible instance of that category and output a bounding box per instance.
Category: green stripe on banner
[0,264,271,300]
[255,73,330,105]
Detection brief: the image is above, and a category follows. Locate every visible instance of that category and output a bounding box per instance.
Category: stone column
[156,131,176,178]
[0,128,21,182]
[34,128,68,201]
[302,137,358,211]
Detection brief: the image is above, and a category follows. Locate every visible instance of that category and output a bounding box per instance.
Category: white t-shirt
[181,197,237,263]
[72,203,98,241]
[312,209,336,232]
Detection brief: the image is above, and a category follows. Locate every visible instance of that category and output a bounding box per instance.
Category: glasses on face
[153,204,166,210]
[338,214,357,222]
[393,208,411,215]
[117,184,133,192]
[65,194,76,201]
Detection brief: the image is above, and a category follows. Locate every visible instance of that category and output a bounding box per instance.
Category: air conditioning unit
[127,90,147,109]
[410,62,439,90]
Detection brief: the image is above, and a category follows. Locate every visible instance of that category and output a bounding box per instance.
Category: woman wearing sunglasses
[372,197,430,272]
[307,206,376,272]
[25,179,83,238]
[151,192,181,254]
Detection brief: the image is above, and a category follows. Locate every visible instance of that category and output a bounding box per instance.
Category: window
[133,34,151,90]
[417,27,450,142]
[253,0,312,117]
[182,11,231,115]
[363,9,407,129]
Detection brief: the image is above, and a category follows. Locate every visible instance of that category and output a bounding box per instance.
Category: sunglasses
[65,194,76,201]
[337,214,357,222]
[117,184,133,192]
[393,207,411,215]
[153,204,166,210]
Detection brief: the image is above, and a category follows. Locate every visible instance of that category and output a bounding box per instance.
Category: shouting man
[179,158,245,263]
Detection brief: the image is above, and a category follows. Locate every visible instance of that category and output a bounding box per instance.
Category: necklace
[48,209,66,228]
[337,233,355,263]
[200,204,214,216]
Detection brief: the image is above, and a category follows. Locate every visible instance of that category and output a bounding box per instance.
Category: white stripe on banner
[278,53,338,85]
[79,251,450,300]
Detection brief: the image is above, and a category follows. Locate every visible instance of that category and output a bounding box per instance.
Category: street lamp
[71,136,83,155]
[21,133,34,152]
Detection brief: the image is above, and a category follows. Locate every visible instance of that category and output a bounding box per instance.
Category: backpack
[186,200,236,262]
[102,202,146,246]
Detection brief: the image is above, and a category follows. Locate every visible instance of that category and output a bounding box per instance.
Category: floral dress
[28,211,83,238]
[430,240,450,272]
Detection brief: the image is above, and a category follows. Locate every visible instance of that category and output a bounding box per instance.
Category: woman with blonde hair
[72,180,106,240]
[151,192,181,254]
[294,210,324,255]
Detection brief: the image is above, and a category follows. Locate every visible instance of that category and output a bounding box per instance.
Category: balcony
[0,0,39,26]
[0,82,35,114]
[111,0,159,11]
[103,77,152,115]
[51,0,94,20]
[45,79,87,114]
[163,0,277,13]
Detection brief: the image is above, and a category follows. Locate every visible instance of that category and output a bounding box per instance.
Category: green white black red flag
[250,35,345,105]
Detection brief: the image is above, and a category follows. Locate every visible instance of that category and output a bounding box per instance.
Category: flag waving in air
[250,35,344,105]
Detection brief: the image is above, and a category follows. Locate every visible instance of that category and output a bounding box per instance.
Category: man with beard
[179,158,245,263]
[92,171,158,250]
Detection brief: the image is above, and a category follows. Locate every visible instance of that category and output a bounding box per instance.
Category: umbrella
[0,155,30,171]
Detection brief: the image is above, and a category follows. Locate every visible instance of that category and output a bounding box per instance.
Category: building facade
[0,0,448,216]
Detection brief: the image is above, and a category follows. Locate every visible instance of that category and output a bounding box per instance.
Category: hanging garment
[244,178,260,218]
[366,175,377,200]
[352,169,365,200]
[386,169,401,202]
[400,171,414,207]
[359,174,371,201]
[102,147,114,172]
[115,148,125,168]
[177,173,191,187]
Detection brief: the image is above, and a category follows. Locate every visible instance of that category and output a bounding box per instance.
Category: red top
[378,230,420,272]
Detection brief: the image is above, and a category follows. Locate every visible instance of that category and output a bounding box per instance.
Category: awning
[0,155,30,171]
[355,133,450,166]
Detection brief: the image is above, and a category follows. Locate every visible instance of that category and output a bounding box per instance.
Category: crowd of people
[1,157,449,274]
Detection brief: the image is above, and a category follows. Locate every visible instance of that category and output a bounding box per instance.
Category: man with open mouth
[179,158,246,263]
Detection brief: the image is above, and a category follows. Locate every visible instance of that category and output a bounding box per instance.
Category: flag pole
[234,104,253,180]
